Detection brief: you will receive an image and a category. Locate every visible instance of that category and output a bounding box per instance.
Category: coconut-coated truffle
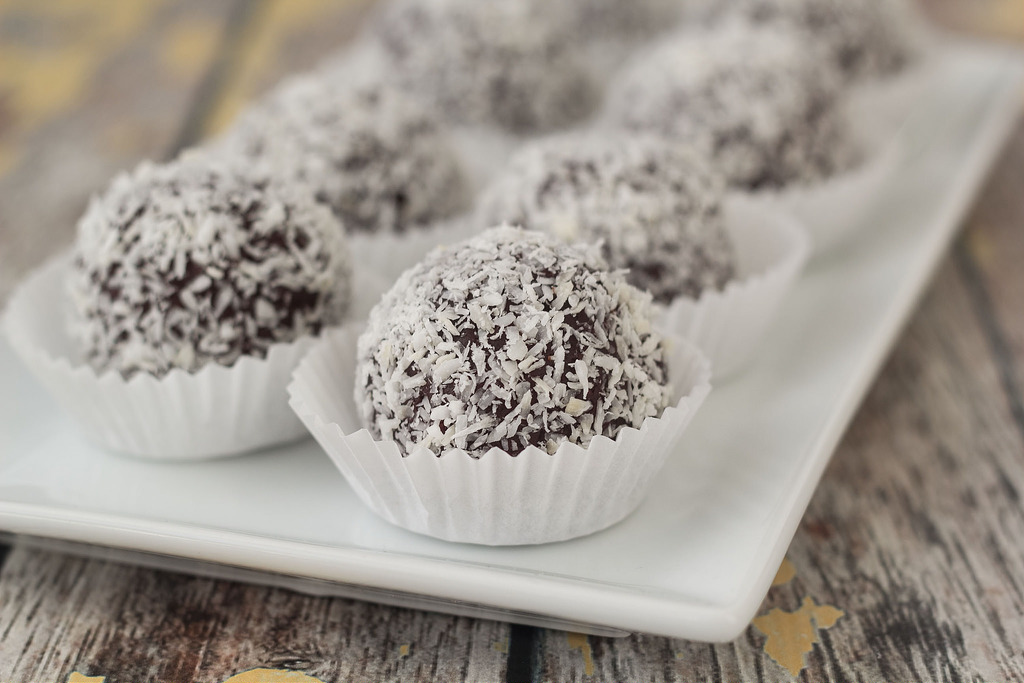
[68,154,352,378]
[478,134,736,303]
[606,23,859,190]
[217,77,468,235]
[356,226,672,457]
[557,0,685,42]
[370,0,600,133]
[696,0,921,83]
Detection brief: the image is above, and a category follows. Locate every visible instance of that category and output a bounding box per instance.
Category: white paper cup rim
[739,103,903,256]
[659,198,809,378]
[288,325,712,545]
[3,252,343,459]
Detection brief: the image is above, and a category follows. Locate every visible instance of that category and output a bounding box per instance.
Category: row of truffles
[362,0,920,135]
[61,0,924,439]
[356,227,672,457]
[68,155,352,378]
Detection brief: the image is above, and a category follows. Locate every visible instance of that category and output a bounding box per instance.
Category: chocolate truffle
[217,76,468,234]
[696,0,921,83]
[370,0,600,133]
[356,226,672,457]
[478,134,736,303]
[68,154,352,378]
[606,23,859,190]
[556,0,684,42]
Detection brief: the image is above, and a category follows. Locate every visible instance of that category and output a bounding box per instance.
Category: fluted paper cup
[660,198,809,380]
[288,326,712,546]
[2,253,365,460]
[742,112,902,257]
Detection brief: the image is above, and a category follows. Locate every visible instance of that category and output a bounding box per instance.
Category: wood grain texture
[0,549,509,683]
[921,0,1024,41]
[0,3,511,682]
[960,122,1024,444]
[197,0,377,139]
[0,0,242,300]
[1,0,1024,681]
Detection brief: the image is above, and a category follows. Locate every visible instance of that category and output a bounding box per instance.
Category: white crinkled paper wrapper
[288,326,712,546]
[741,112,902,257]
[1,253,370,460]
[660,198,809,380]
[743,42,944,259]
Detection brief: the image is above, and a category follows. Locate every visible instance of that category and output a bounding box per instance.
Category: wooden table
[1,2,1023,681]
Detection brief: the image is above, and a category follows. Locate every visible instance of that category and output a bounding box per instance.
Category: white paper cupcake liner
[660,198,810,380]
[1,253,363,460]
[740,115,901,257]
[288,326,712,546]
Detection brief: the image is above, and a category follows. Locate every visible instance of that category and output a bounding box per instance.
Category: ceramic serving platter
[0,40,1021,642]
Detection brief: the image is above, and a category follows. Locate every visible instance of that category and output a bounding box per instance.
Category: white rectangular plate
[1,41,1022,642]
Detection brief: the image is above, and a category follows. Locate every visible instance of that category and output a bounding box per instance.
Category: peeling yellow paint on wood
[752,596,845,677]
[202,0,357,137]
[964,0,1024,39]
[67,675,105,683]
[0,0,162,121]
[771,557,797,586]
[222,669,326,683]
[0,144,20,177]
[66,671,328,683]
[398,643,411,657]
[928,0,1024,41]
[160,17,220,82]
[966,226,995,269]
[566,632,595,677]
[0,0,163,176]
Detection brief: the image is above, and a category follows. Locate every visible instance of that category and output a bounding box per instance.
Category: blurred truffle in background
[605,21,861,191]
[477,133,736,304]
[368,0,601,133]
[693,0,924,83]
[213,76,469,235]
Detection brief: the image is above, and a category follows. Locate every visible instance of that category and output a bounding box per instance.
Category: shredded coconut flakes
[355,226,672,458]
[216,76,468,234]
[479,134,737,303]
[68,153,352,378]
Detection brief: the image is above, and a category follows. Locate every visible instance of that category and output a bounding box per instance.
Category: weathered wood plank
[0,3,512,683]
[0,549,510,683]
[959,121,1024,444]
[920,0,1024,41]
[197,0,377,140]
[1,2,1023,682]
[0,0,241,299]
